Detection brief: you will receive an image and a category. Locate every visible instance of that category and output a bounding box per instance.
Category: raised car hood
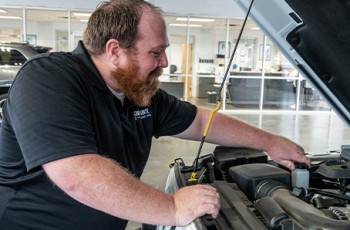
[235,0,350,125]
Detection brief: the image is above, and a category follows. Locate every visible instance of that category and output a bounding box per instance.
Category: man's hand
[172,184,220,226]
[266,135,311,171]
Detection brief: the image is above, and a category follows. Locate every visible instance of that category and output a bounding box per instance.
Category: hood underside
[235,0,350,125]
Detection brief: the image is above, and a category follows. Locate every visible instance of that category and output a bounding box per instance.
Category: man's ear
[105,39,121,65]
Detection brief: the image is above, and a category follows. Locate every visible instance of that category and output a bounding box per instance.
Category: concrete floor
[126,112,350,229]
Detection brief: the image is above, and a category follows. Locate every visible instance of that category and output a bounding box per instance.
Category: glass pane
[229,19,259,71]
[257,37,292,72]
[263,78,295,110]
[0,8,22,42]
[162,16,190,99]
[164,16,189,80]
[70,11,91,51]
[227,20,262,110]
[191,17,228,103]
[298,79,331,111]
[259,37,331,112]
[230,77,261,109]
[26,9,69,50]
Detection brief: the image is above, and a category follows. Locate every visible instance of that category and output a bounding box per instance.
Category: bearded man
[0,0,310,229]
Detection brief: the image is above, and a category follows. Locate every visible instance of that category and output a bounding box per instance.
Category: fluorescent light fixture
[73,12,91,17]
[80,19,89,22]
[0,9,8,13]
[176,17,215,22]
[251,27,260,30]
[0,16,22,20]
[169,23,202,27]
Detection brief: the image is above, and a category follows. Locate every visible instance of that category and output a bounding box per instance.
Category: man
[0,0,310,229]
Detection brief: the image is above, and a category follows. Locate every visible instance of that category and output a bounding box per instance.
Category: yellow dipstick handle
[203,101,222,137]
[188,172,197,182]
[188,101,222,182]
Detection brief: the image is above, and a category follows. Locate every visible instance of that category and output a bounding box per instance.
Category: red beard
[111,57,162,107]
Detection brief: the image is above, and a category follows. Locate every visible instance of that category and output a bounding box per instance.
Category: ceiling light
[80,19,88,22]
[0,9,8,13]
[251,27,260,30]
[0,16,22,20]
[169,23,202,27]
[176,17,215,22]
[73,12,91,17]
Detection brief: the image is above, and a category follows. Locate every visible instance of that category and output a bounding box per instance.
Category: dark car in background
[0,42,51,122]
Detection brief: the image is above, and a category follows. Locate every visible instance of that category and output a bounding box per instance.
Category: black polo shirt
[0,41,197,229]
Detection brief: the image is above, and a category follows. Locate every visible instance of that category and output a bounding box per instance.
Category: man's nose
[158,52,168,68]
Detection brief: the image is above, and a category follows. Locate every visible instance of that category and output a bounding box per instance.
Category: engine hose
[255,180,350,230]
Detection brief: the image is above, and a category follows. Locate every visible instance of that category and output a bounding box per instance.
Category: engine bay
[168,146,350,230]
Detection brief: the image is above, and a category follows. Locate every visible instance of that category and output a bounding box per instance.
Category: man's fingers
[173,185,221,226]
[277,154,311,171]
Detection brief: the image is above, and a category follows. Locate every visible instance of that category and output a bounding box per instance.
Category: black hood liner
[285,0,350,114]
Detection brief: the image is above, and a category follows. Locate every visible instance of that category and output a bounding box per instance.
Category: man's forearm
[206,112,274,151]
[176,107,309,170]
[43,154,176,226]
[205,111,309,170]
[178,106,274,151]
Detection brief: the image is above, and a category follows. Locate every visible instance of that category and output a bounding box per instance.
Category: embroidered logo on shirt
[134,108,152,120]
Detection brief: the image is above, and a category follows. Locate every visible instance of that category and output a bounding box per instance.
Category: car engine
[164,146,350,230]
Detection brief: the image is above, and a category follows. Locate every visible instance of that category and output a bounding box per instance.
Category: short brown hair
[83,0,162,55]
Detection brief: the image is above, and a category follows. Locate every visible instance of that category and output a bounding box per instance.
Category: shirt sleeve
[151,89,197,138]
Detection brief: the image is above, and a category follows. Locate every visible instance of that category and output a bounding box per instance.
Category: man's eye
[151,49,164,56]
[152,51,161,56]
